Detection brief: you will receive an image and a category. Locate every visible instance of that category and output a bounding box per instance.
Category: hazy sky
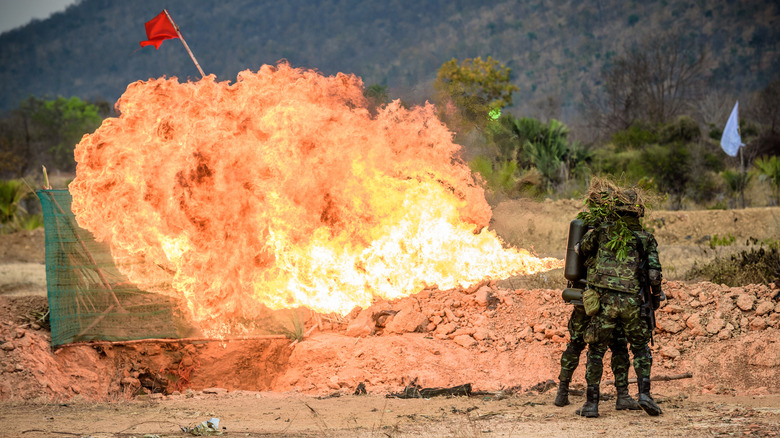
[0,0,77,34]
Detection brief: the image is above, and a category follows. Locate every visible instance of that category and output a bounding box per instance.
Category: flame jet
[70,62,559,326]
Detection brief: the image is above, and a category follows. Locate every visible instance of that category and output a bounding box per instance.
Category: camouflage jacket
[579,221,661,294]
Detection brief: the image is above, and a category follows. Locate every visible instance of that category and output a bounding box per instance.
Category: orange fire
[69,63,560,327]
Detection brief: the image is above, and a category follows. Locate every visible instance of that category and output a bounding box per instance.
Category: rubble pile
[0,280,778,402]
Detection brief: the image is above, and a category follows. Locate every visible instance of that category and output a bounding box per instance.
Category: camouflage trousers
[584,288,653,386]
[558,305,631,387]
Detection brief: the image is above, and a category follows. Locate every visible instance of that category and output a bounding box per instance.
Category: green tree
[434,56,519,132]
[364,83,390,115]
[32,96,102,172]
[754,155,780,205]
[0,96,104,177]
[642,143,691,209]
[637,117,701,209]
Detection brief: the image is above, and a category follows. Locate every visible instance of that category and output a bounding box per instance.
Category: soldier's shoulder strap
[632,230,647,263]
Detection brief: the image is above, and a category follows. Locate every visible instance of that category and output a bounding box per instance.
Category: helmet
[586,178,645,217]
[613,189,644,217]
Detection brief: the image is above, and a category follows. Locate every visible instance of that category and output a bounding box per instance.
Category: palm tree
[521,119,570,192]
[753,155,780,205]
[0,179,30,233]
[721,169,753,209]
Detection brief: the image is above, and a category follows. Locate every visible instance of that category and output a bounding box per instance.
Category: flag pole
[739,144,746,209]
[162,9,206,78]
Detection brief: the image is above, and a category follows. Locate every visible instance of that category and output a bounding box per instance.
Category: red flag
[140,11,178,49]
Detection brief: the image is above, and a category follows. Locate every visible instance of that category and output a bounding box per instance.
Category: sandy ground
[1,201,779,436]
[3,392,779,437]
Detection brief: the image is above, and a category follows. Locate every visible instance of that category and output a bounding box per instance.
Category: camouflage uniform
[558,306,631,386]
[578,216,663,417]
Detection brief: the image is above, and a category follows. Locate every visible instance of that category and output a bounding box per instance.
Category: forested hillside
[1,0,778,123]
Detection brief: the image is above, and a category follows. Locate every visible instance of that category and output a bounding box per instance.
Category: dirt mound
[1,278,778,402]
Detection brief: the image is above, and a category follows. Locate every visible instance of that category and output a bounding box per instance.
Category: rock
[453,334,478,348]
[717,299,735,313]
[749,317,768,331]
[532,323,548,333]
[659,346,681,359]
[519,326,534,341]
[434,322,456,337]
[736,294,755,311]
[384,307,428,334]
[474,285,491,301]
[473,327,490,341]
[474,286,498,308]
[686,314,704,336]
[500,293,514,307]
[662,304,685,314]
[657,319,685,334]
[706,318,725,335]
[443,307,457,323]
[120,377,141,392]
[450,327,476,338]
[472,314,488,327]
[717,328,732,340]
[345,307,376,337]
[0,342,14,351]
[755,301,774,316]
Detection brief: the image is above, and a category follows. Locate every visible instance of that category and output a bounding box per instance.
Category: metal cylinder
[564,219,588,282]
[562,287,584,304]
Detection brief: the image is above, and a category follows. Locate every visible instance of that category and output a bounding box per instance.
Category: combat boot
[637,377,662,416]
[553,380,570,407]
[577,384,600,418]
[615,385,641,410]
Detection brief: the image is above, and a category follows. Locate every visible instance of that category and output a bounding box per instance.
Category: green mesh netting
[37,189,196,347]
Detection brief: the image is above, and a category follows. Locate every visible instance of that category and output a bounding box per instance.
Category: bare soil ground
[1,200,779,437]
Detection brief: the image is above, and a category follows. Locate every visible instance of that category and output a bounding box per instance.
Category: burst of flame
[69,62,560,327]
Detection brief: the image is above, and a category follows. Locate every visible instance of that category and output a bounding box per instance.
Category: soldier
[576,180,664,418]
[554,306,641,411]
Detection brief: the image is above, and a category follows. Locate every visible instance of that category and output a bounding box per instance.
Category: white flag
[720,101,744,157]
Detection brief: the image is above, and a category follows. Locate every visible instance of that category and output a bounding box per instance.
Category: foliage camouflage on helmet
[585,177,646,217]
[577,177,649,260]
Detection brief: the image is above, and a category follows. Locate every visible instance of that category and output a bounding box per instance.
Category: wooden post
[162,9,206,79]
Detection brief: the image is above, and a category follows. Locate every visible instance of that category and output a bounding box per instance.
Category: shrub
[686,241,780,286]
